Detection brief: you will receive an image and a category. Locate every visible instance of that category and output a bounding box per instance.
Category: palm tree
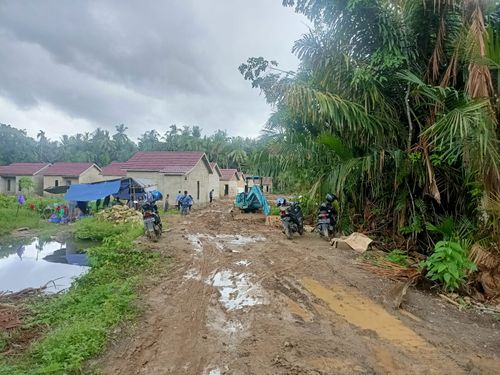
[241,0,500,248]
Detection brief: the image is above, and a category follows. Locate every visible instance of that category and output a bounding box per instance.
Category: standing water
[0,237,91,293]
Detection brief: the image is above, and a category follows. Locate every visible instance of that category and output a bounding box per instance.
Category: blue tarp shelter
[64,178,157,202]
[65,179,121,202]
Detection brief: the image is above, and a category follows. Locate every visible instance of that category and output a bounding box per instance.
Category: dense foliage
[240,0,500,255]
[0,123,261,170]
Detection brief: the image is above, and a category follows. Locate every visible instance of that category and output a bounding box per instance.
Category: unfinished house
[219,169,240,197]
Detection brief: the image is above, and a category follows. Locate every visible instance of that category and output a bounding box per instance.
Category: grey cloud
[0,0,307,138]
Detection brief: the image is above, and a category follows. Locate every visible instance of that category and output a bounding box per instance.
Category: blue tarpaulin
[64,180,121,202]
[234,186,270,216]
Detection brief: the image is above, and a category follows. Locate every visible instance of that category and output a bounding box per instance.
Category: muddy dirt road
[99,201,499,375]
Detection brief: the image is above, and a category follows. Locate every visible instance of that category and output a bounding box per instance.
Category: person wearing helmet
[276,196,287,207]
[325,193,339,213]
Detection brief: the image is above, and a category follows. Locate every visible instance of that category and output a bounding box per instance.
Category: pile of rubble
[95,205,143,225]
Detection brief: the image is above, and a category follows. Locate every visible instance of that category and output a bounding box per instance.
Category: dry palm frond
[470,243,500,270]
[464,0,494,98]
[358,257,422,281]
[427,14,447,83]
[441,47,459,87]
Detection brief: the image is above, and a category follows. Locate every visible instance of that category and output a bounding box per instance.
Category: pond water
[0,237,92,293]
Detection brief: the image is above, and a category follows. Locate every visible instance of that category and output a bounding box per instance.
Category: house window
[224,184,229,196]
[197,181,200,200]
[55,180,59,187]
[7,179,11,192]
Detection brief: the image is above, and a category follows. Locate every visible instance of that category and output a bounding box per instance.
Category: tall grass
[0,208,49,236]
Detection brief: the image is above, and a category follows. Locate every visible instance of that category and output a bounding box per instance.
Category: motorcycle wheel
[283,222,292,240]
[321,224,329,240]
[153,226,161,241]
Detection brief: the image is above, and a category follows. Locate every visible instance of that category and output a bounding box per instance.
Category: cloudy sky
[0,1,307,141]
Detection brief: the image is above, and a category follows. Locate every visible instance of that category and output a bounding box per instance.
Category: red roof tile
[101,162,127,176]
[43,163,97,177]
[123,151,206,175]
[0,163,50,176]
[263,177,273,184]
[220,168,239,181]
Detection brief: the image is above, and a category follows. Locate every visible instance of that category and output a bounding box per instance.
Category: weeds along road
[99,200,500,375]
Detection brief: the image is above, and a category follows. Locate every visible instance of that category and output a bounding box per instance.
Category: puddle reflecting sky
[0,237,90,293]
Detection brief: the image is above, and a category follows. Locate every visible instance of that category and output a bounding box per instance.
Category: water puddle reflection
[0,237,91,293]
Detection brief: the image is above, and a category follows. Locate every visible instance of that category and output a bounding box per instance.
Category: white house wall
[181,160,211,204]
[209,172,220,200]
[79,166,103,183]
[220,179,238,198]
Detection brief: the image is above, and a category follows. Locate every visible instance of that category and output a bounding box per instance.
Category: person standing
[209,189,214,203]
[176,190,182,210]
[180,191,191,215]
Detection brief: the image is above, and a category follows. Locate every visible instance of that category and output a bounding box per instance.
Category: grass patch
[0,208,52,237]
[386,249,410,266]
[0,217,165,374]
[0,195,64,237]
[74,217,135,241]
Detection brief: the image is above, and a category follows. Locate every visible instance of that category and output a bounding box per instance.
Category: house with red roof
[100,162,127,180]
[219,168,241,197]
[43,163,102,195]
[122,151,213,204]
[0,163,51,195]
[209,162,222,199]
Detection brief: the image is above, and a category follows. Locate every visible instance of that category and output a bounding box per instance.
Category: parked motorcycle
[279,201,304,239]
[142,201,162,241]
[316,193,337,240]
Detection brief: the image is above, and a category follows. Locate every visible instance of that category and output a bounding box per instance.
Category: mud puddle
[187,233,265,254]
[208,270,266,311]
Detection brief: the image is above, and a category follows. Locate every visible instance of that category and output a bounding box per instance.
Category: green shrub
[269,206,281,216]
[74,217,141,241]
[420,240,477,291]
[0,195,16,208]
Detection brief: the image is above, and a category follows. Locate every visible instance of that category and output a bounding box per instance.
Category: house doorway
[224,184,229,196]
[197,181,200,201]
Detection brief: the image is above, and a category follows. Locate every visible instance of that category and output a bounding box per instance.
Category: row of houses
[0,151,273,204]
